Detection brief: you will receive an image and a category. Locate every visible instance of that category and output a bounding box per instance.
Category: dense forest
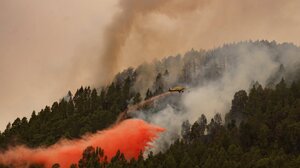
[68,79,300,168]
[1,40,300,167]
[0,77,144,149]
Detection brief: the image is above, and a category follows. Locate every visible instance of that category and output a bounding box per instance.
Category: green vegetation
[0,77,139,149]
[1,77,300,167]
[70,79,300,168]
[1,40,300,167]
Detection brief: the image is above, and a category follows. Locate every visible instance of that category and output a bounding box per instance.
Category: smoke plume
[100,0,300,82]
[0,119,164,167]
[2,0,300,131]
[133,41,300,153]
[100,0,210,81]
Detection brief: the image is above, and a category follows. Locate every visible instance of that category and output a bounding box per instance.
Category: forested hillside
[71,79,300,168]
[0,78,142,149]
[1,40,300,167]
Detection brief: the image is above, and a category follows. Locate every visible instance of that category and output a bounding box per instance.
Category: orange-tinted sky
[1,0,300,131]
[0,0,118,130]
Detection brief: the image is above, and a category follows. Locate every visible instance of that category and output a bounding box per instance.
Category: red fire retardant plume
[0,119,164,167]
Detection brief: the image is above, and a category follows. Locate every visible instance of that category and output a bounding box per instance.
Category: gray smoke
[3,0,300,131]
[128,41,300,153]
[99,0,212,82]
[99,0,300,84]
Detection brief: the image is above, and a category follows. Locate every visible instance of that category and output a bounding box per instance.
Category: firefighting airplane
[168,86,185,93]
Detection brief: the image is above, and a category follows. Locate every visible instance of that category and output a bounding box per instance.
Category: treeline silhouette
[1,40,300,167]
[68,79,300,168]
[0,77,142,149]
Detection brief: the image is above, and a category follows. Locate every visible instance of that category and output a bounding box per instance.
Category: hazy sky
[0,0,118,131]
[1,0,300,131]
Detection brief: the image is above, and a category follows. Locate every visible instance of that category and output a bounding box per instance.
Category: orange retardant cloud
[0,119,164,167]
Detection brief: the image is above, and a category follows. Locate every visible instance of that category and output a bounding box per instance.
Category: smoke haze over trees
[1,40,300,167]
[3,0,300,131]
[71,78,300,168]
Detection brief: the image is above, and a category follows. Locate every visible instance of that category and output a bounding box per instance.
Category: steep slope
[1,40,300,167]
